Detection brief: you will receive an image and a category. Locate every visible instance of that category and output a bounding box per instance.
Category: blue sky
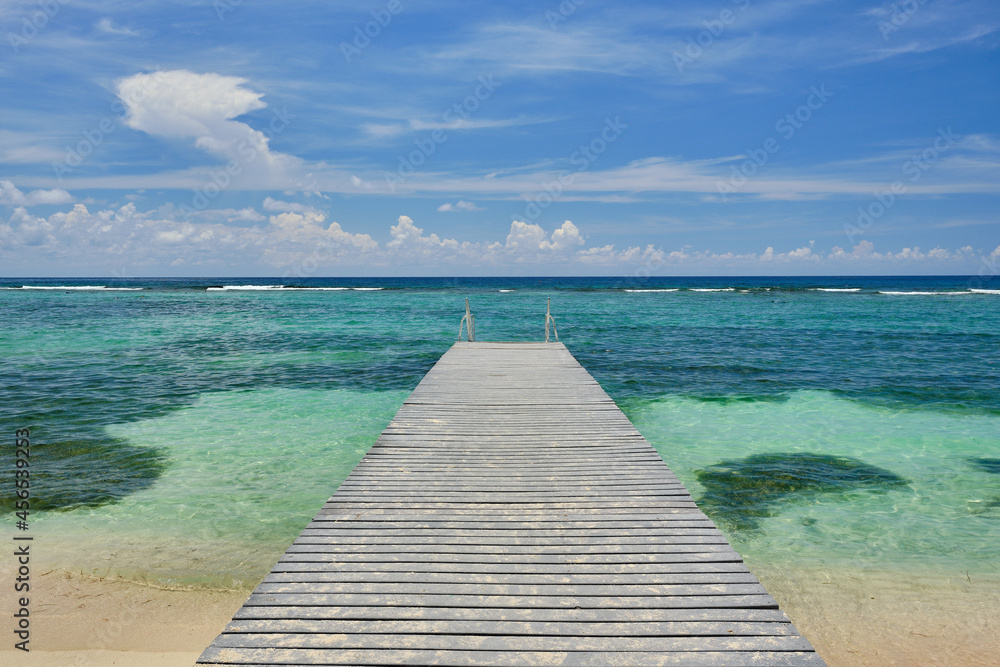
[1,0,998,276]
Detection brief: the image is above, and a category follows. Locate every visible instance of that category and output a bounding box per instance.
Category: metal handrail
[545,297,558,343]
[458,298,475,341]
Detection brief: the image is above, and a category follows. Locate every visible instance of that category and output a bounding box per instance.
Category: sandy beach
[757,563,1000,666]
[3,564,998,666]
[2,569,248,667]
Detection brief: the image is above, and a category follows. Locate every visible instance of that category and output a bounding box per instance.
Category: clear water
[2,276,998,588]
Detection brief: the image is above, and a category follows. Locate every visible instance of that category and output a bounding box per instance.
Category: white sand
[753,563,1000,666]
[2,569,247,666]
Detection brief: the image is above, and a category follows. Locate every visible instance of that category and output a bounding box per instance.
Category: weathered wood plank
[208,633,816,652]
[199,647,825,666]
[239,592,781,609]
[252,582,771,596]
[290,536,733,546]
[260,572,761,585]
[229,606,793,623]
[283,544,739,555]
[222,619,799,636]
[277,551,746,564]
[230,606,792,623]
[268,562,754,575]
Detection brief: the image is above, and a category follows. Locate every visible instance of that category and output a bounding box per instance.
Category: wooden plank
[289,536,733,546]
[207,633,816,652]
[198,341,822,665]
[199,647,825,666]
[260,572,761,585]
[253,582,771,596]
[223,619,800,636]
[268,562,754,575]
[277,552,746,564]
[282,544,739,555]
[229,606,793,623]
[238,592,781,609]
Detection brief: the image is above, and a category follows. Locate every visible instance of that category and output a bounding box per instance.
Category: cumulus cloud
[0,181,74,207]
[577,243,666,266]
[227,207,267,224]
[118,71,265,142]
[437,200,484,212]
[116,70,300,187]
[503,220,584,260]
[0,202,991,275]
[266,210,377,251]
[0,200,373,273]
[825,241,978,264]
[543,220,585,252]
[385,215,479,260]
[503,221,548,255]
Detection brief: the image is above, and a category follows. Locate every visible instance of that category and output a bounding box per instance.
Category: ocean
[2,275,999,592]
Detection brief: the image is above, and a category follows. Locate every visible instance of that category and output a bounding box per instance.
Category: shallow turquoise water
[32,387,407,587]
[632,391,1000,575]
[2,277,998,586]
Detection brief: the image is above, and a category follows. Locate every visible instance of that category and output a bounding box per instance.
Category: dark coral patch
[2,435,167,512]
[968,458,1000,475]
[694,452,910,530]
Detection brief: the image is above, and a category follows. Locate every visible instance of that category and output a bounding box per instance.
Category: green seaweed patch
[968,458,1000,475]
[694,452,910,531]
[2,435,167,512]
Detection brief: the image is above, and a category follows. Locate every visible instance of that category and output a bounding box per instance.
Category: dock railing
[460,298,560,342]
[458,297,475,341]
[545,297,559,342]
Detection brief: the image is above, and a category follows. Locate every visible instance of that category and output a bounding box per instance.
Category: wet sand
[3,565,999,665]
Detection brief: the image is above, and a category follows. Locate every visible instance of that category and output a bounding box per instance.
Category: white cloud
[0,180,74,206]
[786,242,816,260]
[437,200,484,212]
[410,117,543,132]
[577,243,666,266]
[543,220,585,252]
[118,71,265,141]
[385,215,474,260]
[96,18,139,37]
[0,202,993,275]
[362,117,544,142]
[350,175,375,190]
[829,240,878,260]
[426,23,656,77]
[503,221,549,255]
[0,131,65,164]
[229,207,266,223]
[406,2,996,90]
[262,197,320,214]
[362,123,406,139]
[116,70,301,188]
[502,220,585,260]
[267,210,377,251]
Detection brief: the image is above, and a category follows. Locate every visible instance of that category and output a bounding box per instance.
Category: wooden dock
[198,342,823,665]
